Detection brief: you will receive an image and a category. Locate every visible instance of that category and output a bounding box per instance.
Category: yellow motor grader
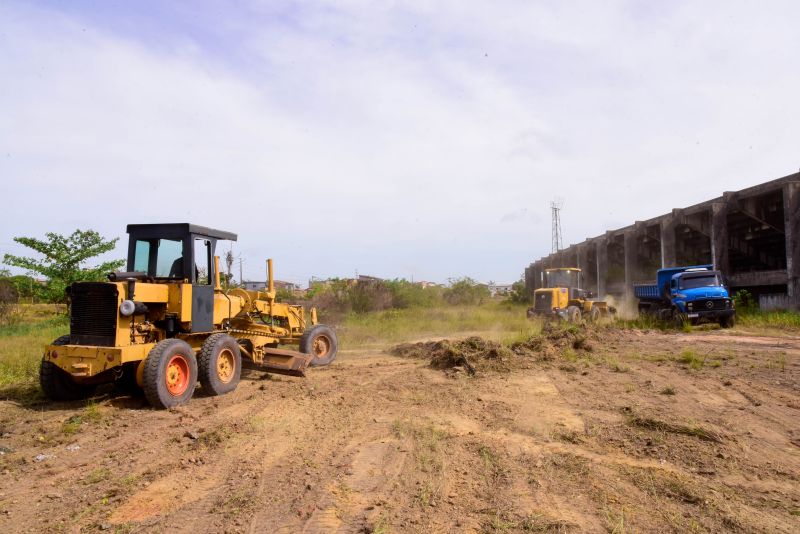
[41,223,337,409]
[526,267,615,323]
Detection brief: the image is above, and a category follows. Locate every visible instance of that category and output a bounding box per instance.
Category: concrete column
[577,244,589,287]
[660,212,677,268]
[623,229,636,306]
[524,266,533,295]
[711,196,731,274]
[785,182,800,310]
[595,238,608,299]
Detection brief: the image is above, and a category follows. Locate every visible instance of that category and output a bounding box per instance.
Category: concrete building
[488,283,514,297]
[524,171,800,310]
[242,280,298,292]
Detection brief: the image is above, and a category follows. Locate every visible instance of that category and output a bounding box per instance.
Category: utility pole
[224,247,235,289]
[239,258,243,287]
[551,199,564,253]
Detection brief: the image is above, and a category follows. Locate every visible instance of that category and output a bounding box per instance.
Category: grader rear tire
[589,306,601,322]
[198,333,241,396]
[40,335,97,402]
[143,339,197,409]
[300,324,338,367]
[566,306,582,324]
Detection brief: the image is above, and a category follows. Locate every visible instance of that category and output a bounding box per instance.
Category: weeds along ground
[0,305,68,391]
[336,301,543,349]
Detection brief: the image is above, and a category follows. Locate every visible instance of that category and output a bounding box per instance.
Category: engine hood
[683,286,729,299]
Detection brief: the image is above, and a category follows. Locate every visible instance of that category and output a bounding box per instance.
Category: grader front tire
[566,306,582,324]
[198,333,242,396]
[300,324,338,367]
[143,339,197,409]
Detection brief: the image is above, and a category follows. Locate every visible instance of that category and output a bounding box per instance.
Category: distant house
[241,281,264,291]
[415,281,440,289]
[242,280,298,291]
[488,283,513,297]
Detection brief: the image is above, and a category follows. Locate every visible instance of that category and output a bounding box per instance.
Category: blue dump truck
[634,265,736,328]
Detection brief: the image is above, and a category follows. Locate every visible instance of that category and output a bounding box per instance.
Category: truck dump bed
[634,284,661,300]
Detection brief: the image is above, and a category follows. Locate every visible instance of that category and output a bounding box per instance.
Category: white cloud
[1,1,799,284]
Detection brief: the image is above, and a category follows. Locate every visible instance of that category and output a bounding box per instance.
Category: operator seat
[167,257,201,281]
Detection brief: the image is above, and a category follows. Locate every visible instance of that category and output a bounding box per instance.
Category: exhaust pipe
[267,258,274,295]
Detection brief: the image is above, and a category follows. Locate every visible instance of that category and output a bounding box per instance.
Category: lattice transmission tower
[550,199,563,253]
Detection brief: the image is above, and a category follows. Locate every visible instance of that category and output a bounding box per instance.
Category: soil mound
[389,324,600,375]
[510,322,597,359]
[389,336,516,375]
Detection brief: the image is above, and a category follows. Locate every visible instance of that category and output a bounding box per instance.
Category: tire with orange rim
[143,339,198,409]
[198,333,241,396]
[300,324,338,367]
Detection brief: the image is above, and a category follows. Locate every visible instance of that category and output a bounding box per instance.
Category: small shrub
[62,415,83,434]
[0,279,19,326]
[443,277,490,306]
[679,350,704,370]
[733,289,755,312]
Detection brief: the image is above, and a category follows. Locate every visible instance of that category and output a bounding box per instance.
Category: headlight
[687,302,693,310]
[119,300,147,316]
[120,300,136,316]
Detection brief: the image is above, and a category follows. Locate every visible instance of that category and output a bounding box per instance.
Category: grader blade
[260,347,312,377]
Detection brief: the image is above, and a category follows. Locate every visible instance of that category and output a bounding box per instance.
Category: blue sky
[2,1,800,286]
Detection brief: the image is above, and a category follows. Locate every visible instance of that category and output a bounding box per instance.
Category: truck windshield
[545,270,581,289]
[680,274,720,289]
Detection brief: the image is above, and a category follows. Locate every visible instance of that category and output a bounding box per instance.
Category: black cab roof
[126,223,237,242]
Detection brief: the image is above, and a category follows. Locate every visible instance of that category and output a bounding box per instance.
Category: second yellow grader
[526,267,615,323]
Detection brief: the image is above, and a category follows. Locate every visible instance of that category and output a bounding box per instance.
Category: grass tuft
[626,414,723,443]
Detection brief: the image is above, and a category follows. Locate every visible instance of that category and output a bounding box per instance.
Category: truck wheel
[719,315,735,329]
[566,306,582,324]
[143,339,197,409]
[589,306,601,322]
[198,333,241,396]
[673,312,687,329]
[300,324,338,367]
[40,335,97,401]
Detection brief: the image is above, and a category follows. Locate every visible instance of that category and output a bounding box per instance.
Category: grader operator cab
[526,267,615,323]
[41,223,338,409]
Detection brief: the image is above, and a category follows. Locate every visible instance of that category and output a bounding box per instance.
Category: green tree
[2,229,124,303]
[508,279,530,304]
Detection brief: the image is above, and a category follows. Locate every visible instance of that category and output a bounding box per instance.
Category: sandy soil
[0,328,798,533]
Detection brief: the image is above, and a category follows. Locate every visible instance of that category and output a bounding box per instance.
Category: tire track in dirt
[243,358,418,533]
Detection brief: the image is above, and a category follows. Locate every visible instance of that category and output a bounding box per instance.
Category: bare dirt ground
[0,327,798,533]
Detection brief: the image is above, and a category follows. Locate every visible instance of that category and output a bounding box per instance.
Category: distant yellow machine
[526,268,615,322]
[41,224,337,409]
